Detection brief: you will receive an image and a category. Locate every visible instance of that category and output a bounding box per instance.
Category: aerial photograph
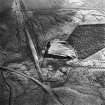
[0,0,105,105]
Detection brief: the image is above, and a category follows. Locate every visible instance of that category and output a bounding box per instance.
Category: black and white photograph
[0,0,105,105]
